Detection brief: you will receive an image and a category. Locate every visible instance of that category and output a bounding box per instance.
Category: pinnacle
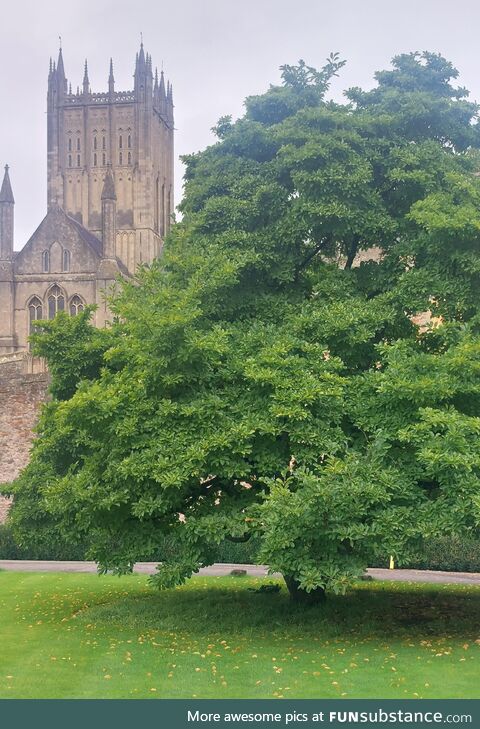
[57,46,65,78]
[101,165,116,201]
[83,59,90,93]
[159,69,166,96]
[0,165,14,204]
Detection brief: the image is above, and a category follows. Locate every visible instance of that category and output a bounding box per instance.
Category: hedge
[1,525,479,573]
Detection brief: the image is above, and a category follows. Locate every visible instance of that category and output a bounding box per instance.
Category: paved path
[0,560,479,585]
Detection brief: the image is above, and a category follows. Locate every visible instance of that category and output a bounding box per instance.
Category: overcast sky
[2,0,480,247]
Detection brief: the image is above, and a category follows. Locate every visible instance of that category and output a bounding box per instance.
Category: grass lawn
[0,571,479,699]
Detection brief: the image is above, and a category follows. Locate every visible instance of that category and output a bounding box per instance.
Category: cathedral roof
[14,203,130,277]
[65,209,104,256]
[19,203,103,259]
[0,165,14,203]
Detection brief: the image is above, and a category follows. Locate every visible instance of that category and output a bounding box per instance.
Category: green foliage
[406,534,480,572]
[30,306,112,400]
[0,524,22,559]
[7,52,480,599]
[0,524,87,560]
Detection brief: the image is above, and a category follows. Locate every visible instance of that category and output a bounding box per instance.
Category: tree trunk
[344,236,359,270]
[283,575,326,604]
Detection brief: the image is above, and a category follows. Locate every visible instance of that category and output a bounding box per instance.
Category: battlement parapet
[63,90,136,106]
[0,352,47,377]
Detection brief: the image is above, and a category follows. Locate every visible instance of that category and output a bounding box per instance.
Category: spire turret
[0,165,14,259]
[53,46,68,98]
[0,165,14,203]
[134,41,146,79]
[108,57,115,97]
[83,59,90,95]
[134,40,153,101]
[57,47,65,80]
[138,41,145,67]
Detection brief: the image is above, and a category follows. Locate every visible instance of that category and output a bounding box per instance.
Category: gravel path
[0,560,479,585]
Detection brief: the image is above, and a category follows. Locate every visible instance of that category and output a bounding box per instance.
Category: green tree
[8,53,480,601]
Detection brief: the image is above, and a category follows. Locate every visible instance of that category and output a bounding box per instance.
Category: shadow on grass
[76,577,480,642]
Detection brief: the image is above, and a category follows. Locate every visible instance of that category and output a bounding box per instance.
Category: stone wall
[0,354,49,523]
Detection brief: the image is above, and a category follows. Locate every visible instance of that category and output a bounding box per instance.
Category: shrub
[405,535,480,573]
[0,524,88,560]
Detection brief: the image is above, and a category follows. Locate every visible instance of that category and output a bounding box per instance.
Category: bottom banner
[0,699,478,729]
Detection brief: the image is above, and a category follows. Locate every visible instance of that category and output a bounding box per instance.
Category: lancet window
[69,295,85,316]
[28,297,43,335]
[47,285,65,319]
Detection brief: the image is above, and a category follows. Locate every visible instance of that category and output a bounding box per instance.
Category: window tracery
[47,285,65,319]
[69,295,85,316]
[28,297,43,335]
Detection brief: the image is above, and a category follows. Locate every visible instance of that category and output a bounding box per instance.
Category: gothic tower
[47,43,174,274]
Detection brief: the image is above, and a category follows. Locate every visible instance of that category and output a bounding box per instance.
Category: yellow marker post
[389,555,395,570]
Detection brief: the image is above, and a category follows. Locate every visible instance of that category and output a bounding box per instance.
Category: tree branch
[295,238,330,277]
[344,236,360,270]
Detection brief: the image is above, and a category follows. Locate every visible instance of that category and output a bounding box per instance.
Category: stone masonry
[0,355,49,522]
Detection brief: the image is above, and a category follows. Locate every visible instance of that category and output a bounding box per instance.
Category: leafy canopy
[8,52,480,598]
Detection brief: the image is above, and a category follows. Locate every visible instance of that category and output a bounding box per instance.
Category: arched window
[119,152,123,165]
[48,285,65,319]
[102,153,106,166]
[69,295,84,316]
[68,154,72,167]
[119,135,123,149]
[127,134,131,148]
[68,138,72,152]
[77,154,81,167]
[102,136,106,150]
[128,151,131,165]
[93,153,97,166]
[28,297,43,335]
[63,249,71,272]
[42,250,50,273]
[77,138,81,151]
[94,136,97,150]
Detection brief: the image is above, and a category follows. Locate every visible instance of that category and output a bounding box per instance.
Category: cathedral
[0,42,174,355]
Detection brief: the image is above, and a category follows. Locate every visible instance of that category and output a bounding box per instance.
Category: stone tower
[47,43,174,274]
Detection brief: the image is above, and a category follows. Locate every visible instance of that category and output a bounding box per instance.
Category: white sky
[1,0,480,247]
